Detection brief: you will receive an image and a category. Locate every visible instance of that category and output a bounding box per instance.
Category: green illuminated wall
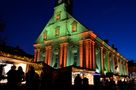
[35,3,87,44]
[104,50,108,73]
[34,0,128,76]
[35,2,88,67]
[95,46,101,73]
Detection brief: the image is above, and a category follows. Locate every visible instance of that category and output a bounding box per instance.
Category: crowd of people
[73,74,90,90]
[0,64,136,90]
[6,65,25,90]
[73,74,136,90]
[94,77,135,90]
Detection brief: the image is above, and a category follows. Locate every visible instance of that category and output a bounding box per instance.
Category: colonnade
[33,39,128,76]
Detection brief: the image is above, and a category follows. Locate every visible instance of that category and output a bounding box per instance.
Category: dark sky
[0,0,136,61]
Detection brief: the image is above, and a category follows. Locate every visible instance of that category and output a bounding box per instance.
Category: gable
[35,3,91,44]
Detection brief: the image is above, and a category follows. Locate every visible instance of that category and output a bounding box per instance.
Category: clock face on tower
[58,0,62,4]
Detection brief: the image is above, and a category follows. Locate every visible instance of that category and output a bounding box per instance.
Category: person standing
[74,74,82,90]
[25,65,40,90]
[82,77,89,90]
[16,66,25,88]
[7,65,18,90]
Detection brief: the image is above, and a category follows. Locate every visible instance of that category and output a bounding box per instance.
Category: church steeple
[55,0,73,14]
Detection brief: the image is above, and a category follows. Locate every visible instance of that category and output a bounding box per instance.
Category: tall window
[43,31,47,40]
[73,52,78,66]
[72,21,77,32]
[95,46,101,73]
[55,26,60,36]
[56,12,61,20]
[54,54,59,68]
[40,49,45,62]
[114,57,117,66]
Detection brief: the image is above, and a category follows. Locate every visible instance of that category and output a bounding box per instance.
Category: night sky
[0,0,136,61]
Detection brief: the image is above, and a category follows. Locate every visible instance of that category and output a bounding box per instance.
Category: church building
[33,0,128,81]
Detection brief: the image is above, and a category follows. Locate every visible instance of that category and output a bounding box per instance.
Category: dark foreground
[0,82,136,90]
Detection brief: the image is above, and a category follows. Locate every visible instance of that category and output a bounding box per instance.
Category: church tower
[55,0,73,14]
[33,0,128,77]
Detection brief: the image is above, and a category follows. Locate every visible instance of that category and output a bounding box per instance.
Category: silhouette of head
[18,66,23,71]
[11,65,16,70]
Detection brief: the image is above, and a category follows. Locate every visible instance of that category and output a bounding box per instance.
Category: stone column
[122,61,124,75]
[100,46,104,75]
[92,41,95,70]
[59,44,63,67]
[37,48,40,62]
[118,58,120,74]
[126,61,128,75]
[107,51,110,72]
[85,40,89,68]
[48,46,51,65]
[79,40,83,67]
[34,49,37,62]
[63,43,68,67]
[45,47,48,64]
[89,40,92,69]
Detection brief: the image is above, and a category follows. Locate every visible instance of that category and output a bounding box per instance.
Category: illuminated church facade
[33,0,128,76]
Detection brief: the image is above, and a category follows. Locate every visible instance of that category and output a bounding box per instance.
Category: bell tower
[55,0,73,14]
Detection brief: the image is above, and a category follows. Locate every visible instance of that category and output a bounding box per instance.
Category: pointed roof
[34,2,90,44]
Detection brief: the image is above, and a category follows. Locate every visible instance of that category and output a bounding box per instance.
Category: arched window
[56,12,61,20]
[72,21,77,32]
[55,26,60,36]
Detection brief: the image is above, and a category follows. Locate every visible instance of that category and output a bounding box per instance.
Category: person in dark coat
[25,65,40,90]
[74,74,82,90]
[82,77,89,90]
[6,65,18,90]
[16,66,25,88]
[40,64,53,90]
